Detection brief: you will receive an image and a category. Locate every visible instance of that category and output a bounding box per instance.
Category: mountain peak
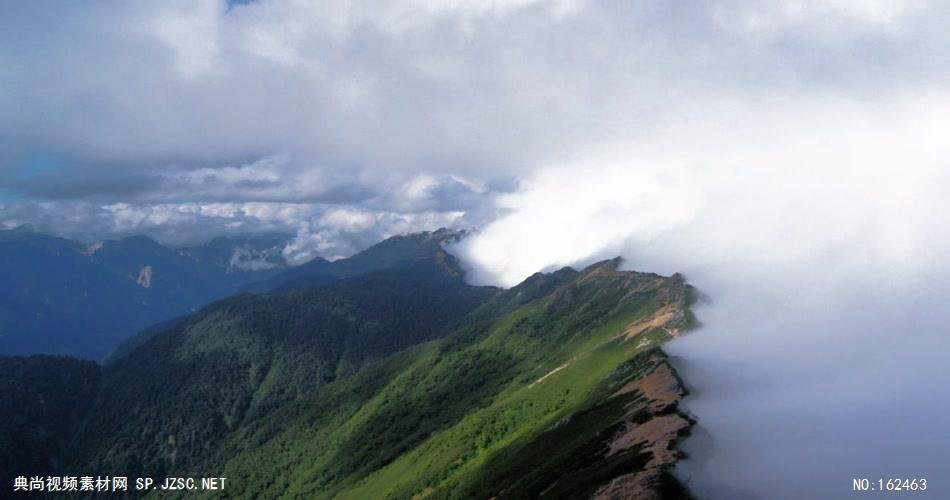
[426,227,469,242]
[583,256,625,272]
[380,227,469,247]
[112,234,163,248]
[253,227,473,293]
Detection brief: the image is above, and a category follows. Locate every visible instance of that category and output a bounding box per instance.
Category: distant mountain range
[244,227,469,293]
[0,227,293,359]
[1,229,698,499]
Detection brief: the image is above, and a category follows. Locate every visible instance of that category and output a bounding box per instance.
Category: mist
[455,95,950,498]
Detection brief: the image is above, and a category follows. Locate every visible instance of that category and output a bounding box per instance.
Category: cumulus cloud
[0,0,589,186]
[7,0,939,203]
[5,0,949,242]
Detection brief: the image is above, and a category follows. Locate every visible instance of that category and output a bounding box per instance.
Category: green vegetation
[2,232,697,499]
[71,252,495,479]
[0,355,101,488]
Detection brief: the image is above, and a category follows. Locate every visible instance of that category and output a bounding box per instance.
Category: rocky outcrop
[593,354,693,500]
[135,265,153,288]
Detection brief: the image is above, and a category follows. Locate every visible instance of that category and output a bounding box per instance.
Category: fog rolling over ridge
[454,99,950,499]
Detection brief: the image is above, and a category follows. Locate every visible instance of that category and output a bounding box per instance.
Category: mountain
[2,238,698,499]
[0,355,100,488]
[72,251,495,478]
[246,228,469,293]
[0,228,291,360]
[105,229,473,363]
[208,258,698,500]
[180,233,292,272]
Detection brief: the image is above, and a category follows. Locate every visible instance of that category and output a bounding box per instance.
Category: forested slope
[3,241,698,499]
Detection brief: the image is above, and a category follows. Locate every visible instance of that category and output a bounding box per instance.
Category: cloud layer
[7,0,948,231]
[456,75,950,500]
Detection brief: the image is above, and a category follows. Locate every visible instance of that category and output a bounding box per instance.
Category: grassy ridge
[207,260,695,499]
[2,247,696,500]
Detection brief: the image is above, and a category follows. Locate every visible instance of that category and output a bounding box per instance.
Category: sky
[2,1,950,497]
[4,0,944,258]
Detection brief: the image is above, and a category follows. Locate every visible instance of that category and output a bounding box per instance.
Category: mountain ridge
[248,228,470,293]
[1,230,698,499]
[0,229,293,359]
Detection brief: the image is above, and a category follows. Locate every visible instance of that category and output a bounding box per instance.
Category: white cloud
[459,158,700,286]
[283,207,465,263]
[150,0,224,78]
[780,0,927,26]
[319,207,378,232]
[457,91,950,498]
[402,174,440,201]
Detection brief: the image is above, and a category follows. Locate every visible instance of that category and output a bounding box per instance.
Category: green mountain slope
[71,251,496,479]
[247,228,468,293]
[0,355,101,488]
[214,258,696,499]
[2,236,698,499]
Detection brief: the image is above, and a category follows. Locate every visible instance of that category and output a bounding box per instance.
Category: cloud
[283,207,466,263]
[0,201,468,260]
[151,1,223,78]
[456,159,701,286]
[4,0,949,235]
[7,0,940,201]
[0,0,595,185]
[457,92,950,498]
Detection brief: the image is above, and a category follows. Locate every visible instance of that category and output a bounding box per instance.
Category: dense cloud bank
[6,0,950,256]
[456,98,950,498]
[3,1,950,497]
